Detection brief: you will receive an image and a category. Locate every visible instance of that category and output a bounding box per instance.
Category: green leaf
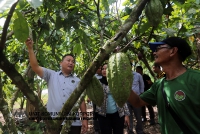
[34,14,40,23]
[134,42,141,49]
[68,6,76,10]
[102,0,109,12]
[138,22,151,34]
[55,16,63,30]
[163,28,176,36]
[174,0,186,5]
[13,12,29,42]
[19,0,27,9]
[73,44,82,56]
[122,15,129,20]
[188,8,196,14]
[125,7,132,14]
[176,0,186,4]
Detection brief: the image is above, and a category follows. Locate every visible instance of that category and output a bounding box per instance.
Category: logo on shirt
[174,90,185,101]
[71,80,75,83]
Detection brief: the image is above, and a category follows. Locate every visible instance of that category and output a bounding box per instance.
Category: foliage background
[0,0,200,133]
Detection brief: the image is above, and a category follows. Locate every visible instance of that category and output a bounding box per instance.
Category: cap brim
[149,42,166,52]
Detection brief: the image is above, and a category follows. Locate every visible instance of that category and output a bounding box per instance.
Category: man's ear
[170,47,178,55]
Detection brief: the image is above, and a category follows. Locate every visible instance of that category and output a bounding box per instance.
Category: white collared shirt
[42,67,81,126]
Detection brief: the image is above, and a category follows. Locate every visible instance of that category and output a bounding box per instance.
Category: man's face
[60,55,75,72]
[153,44,172,65]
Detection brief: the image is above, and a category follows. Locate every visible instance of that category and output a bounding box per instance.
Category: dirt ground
[0,104,161,134]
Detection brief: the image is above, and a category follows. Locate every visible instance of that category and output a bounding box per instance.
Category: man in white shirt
[25,38,88,134]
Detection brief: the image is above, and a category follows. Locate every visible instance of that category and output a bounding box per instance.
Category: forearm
[27,48,43,77]
[80,101,87,118]
[128,90,147,107]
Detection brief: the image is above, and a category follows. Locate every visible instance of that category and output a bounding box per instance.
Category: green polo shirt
[140,68,200,134]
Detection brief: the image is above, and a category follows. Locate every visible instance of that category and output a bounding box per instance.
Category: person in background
[96,63,130,134]
[152,63,165,79]
[127,63,144,134]
[128,37,200,133]
[136,66,155,125]
[95,66,103,80]
[25,38,88,134]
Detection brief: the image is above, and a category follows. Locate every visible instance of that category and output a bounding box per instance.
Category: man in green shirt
[128,37,200,134]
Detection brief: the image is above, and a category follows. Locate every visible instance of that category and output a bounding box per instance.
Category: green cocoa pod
[86,76,104,106]
[145,0,164,27]
[107,52,133,107]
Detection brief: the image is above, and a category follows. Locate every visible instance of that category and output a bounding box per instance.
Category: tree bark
[0,73,18,134]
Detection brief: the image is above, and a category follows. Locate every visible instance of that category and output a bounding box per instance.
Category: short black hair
[136,66,143,71]
[62,54,75,61]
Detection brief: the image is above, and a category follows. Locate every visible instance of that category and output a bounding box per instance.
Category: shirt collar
[59,71,73,77]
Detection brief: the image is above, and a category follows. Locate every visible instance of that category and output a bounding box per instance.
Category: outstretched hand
[25,38,34,49]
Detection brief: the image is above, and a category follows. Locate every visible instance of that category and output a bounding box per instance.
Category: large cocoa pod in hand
[145,0,163,27]
[107,52,133,107]
[86,76,104,106]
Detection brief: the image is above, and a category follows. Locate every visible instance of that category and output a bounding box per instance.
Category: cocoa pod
[107,52,133,107]
[145,0,164,27]
[86,76,104,106]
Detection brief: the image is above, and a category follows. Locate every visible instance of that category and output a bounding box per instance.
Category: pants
[97,112,125,134]
[127,102,144,134]
[141,105,155,120]
[93,103,101,132]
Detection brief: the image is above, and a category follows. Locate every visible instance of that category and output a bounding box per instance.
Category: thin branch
[120,34,144,52]
[0,1,19,51]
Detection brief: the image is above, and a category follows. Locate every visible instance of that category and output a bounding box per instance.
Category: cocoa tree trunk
[0,73,18,134]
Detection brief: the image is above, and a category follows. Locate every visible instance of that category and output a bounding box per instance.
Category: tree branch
[0,1,19,51]
[0,52,56,133]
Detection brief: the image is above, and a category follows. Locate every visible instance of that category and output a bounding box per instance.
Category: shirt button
[63,89,64,90]
[63,103,64,105]
[63,95,65,97]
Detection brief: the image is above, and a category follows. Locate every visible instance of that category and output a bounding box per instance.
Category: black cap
[149,37,192,61]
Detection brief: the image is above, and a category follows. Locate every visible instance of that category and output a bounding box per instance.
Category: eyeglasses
[155,46,171,52]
